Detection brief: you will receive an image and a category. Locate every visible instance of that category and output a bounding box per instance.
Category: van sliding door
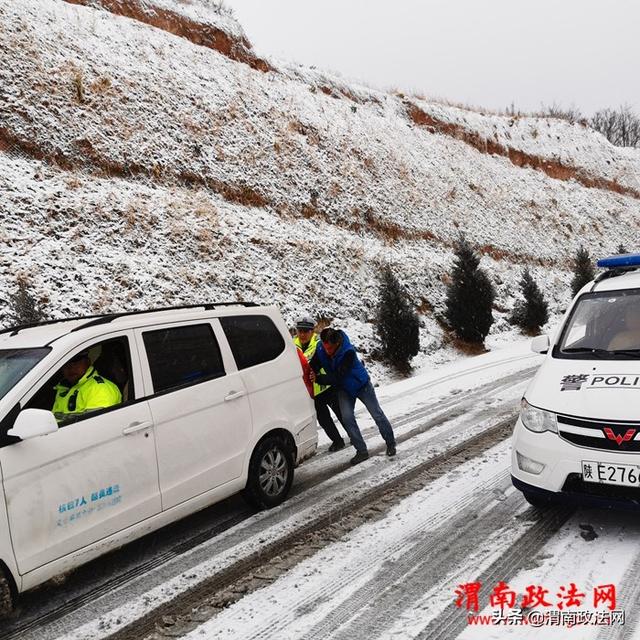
[135,321,251,510]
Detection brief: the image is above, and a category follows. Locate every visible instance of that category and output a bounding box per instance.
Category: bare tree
[542,103,583,124]
[590,105,640,148]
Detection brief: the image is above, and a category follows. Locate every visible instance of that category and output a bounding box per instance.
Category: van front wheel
[0,570,14,619]
[244,436,294,509]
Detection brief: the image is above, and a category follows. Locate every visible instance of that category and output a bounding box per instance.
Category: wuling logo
[603,428,637,446]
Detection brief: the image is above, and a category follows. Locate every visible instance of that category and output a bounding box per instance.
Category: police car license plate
[582,460,640,487]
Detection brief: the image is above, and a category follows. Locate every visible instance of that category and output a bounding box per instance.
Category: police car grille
[557,415,640,453]
[562,473,640,503]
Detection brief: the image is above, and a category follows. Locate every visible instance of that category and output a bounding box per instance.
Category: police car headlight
[520,399,557,434]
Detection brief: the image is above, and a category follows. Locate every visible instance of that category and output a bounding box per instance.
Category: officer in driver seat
[52,350,122,422]
[608,303,640,351]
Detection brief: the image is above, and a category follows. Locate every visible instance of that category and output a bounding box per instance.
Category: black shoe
[386,444,397,457]
[350,450,369,465]
[328,440,346,453]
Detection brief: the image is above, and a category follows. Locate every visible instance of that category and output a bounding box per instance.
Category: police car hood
[526,357,640,421]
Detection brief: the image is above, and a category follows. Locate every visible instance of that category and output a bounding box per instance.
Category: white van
[512,254,640,509]
[0,303,316,616]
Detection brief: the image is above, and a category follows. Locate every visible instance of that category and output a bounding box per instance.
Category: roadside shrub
[510,268,549,335]
[376,266,420,374]
[73,70,85,104]
[445,237,495,345]
[571,246,595,297]
[5,276,47,328]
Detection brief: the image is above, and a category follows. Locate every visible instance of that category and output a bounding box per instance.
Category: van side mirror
[531,334,550,354]
[7,409,59,440]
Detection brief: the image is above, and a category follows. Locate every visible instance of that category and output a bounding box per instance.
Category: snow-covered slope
[1,0,639,375]
[412,100,640,195]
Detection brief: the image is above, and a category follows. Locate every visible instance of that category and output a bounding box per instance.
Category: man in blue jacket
[310,327,396,465]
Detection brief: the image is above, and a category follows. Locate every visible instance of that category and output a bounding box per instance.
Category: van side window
[220,315,285,369]
[143,324,225,394]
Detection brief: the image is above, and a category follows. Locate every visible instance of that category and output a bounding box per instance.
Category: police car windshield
[0,348,51,402]
[556,290,640,359]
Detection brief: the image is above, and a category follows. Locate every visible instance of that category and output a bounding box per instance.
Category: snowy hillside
[1,0,639,377]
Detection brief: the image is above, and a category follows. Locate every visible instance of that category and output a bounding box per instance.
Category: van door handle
[224,390,246,402]
[123,421,153,435]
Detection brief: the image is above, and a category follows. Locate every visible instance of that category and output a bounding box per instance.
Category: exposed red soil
[1,127,268,210]
[449,335,489,355]
[50,0,638,204]
[0,118,561,270]
[63,0,272,72]
[296,196,554,267]
[406,102,640,200]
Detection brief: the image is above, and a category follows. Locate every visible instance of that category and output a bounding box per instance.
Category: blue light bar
[597,253,640,269]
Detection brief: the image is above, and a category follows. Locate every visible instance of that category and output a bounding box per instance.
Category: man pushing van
[294,316,347,452]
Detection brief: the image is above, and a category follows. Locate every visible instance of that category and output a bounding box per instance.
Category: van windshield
[556,289,640,359]
[0,348,51,401]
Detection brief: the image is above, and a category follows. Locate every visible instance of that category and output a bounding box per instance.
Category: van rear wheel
[244,436,294,509]
[0,570,14,619]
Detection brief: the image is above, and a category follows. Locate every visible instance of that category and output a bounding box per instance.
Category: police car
[512,253,640,509]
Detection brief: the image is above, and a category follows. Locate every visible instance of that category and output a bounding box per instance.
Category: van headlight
[520,399,557,434]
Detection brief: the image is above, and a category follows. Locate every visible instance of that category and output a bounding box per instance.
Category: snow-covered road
[5,341,639,640]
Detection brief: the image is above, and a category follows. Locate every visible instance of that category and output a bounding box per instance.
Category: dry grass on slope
[406,103,640,201]
[63,0,272,71]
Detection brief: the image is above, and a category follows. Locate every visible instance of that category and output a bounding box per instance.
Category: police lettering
[590,376,640,388]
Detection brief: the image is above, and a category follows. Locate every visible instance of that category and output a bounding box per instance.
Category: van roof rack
[593,253,640,286]
[0,302,257,338]
[0,313,108,338]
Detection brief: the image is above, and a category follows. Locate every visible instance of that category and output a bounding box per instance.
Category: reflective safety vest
[53,365,122,421]
[293,333,330,397]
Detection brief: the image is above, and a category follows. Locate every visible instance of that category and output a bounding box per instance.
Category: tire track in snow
[374,353,538,408]
[180,443,517,640]
[302,486,525,640]
[595,549,640,640]
[109,418,518,640]
[415,506,574,640]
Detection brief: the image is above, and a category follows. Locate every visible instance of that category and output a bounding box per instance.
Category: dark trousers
[338,382,395,453]
[315,387,345,445]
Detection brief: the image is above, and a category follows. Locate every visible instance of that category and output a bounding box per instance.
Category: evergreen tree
[376,266,420,374]
[5,276,46,328]
[510,268,549,335]
[570,246,595,297]
[445,237,495,344]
